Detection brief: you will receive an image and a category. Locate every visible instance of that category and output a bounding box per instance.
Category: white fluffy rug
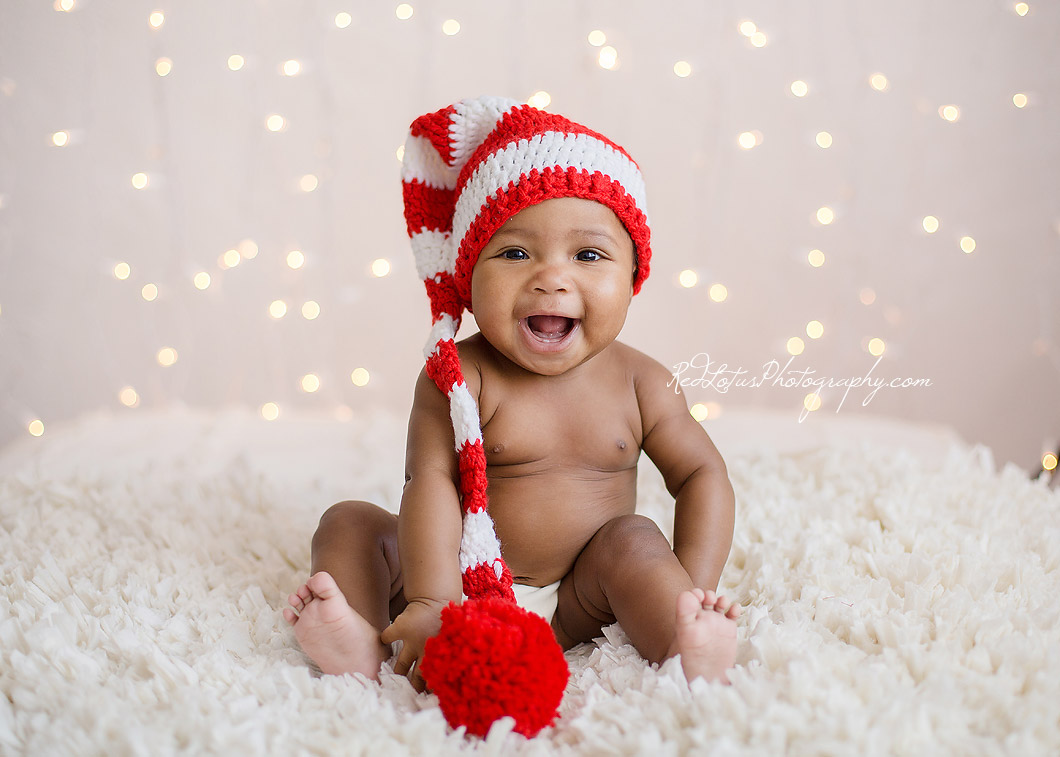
[1,409,1058,755]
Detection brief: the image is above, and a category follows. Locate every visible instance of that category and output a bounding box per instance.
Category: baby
[283,96,740,695]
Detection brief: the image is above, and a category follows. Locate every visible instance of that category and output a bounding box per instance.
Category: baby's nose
[530,261,571,293]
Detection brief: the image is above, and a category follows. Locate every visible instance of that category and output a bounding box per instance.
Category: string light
[301,301,320,320]
[1013,93,1028,108]
[395,4,413,20]
[155,58,173,77]
[808,249,826,267]
[859,288,876,305]
[55,0,75,12]
[148,10,164,28]
[708,283,728,302]
[157,347,178,366]
[396,145,405,162]
[1014,2,1029,15]
[335,13,352,29]
[750,32,768,47]
[678,269,698,288]
[816,131,833,148]
[269,300,287,319]
[282,60,301,76]
[923,215,940,233]
[803,394,821,412]
[51,131,70,147]
[587,30,606,46]
[266,114,286,132]
[790,80,808,97]
[960,236,976,253]
[787,337,805,356]
[119,386,140,407]
[738,131,760,149]
[220,249,241,268]
[816,207,835,225]
[301,374,320,393]
[690,403,709,422]
[131,173,149,189]
[287,250,305,269]
[299,175,319,192]
[227,55,245,71]
[351,368,370,386]
[673,61,692,78]
[738,21,756,37]
[193,272,211,290]
[939,105,960,122]
[114,262,131,280]
[238,239,258,259]
[705,402,722,419]
[442,19,460,36]
[869,73,889,92]
[261,402,280,421]
[28,420,45,437]
[806,320,824,339]
[371,258,391,277]
[867,338,886,356]
[141,283,158,301]
[1043,453,1058,471]
[527,91,551,109]
[598,46,618,70]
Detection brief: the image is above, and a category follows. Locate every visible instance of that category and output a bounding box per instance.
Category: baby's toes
[725,602,742,620]
[714,595,733,615]
[282,607,298,625]
[676,590,703,625]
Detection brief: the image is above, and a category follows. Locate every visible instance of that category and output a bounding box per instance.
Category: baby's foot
[283,571,389,677]
[672,588,741,685]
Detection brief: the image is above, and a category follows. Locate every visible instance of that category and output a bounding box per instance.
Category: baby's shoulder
[607,340,674,385]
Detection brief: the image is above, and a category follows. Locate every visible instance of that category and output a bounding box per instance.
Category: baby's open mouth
[524,314,577,341]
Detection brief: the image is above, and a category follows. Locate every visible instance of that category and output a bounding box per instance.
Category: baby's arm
[380,368,465,688]
[636,355,735,592]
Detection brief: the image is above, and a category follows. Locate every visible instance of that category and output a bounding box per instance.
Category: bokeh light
[678,269,698,288]
[709,283,728,302]
[351,368,370,387]
[808,249,826,267]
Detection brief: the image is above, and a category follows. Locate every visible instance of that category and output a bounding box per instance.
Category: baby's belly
[485,467,638,586]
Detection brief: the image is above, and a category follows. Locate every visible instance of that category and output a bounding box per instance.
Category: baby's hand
[380,598,448,692]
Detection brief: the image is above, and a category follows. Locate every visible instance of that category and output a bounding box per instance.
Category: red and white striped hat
[401,96,651,605]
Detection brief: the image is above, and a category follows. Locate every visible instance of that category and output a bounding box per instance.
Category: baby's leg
[551,514,739,684]
[283,500,406,678]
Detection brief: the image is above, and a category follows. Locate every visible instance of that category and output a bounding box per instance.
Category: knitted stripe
[403,180,455,237]
[448,97,520,167]
[409,104,457,166]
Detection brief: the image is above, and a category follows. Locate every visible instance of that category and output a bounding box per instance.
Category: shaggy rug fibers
[1,409,1058,755]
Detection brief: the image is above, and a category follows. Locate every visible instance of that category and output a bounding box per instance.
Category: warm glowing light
[960,236,976,254]
[1014,2,1029,15]
[816,131,833,148]
[141,283,158,301]
[52,131,70,147]
[269,300,288,319]
[816,207,835,225]
[690,403,709,422]
[791,80,808,97]
[674,61,693,78]
[301,374,321,393]
[803,394,822,412]
[28,420,45,437]
[371,258,391,277]
[157,347,178,366]
[222,249,241,268]
[806,320,824,339]
[227,55,245,71]
[1013,93,1028,108]
[56,0,75,11]
[239,239,258,259]
[193,272,211,290]
[709,283,728,302]
[266,114,286,132]
[113,262,131,280]
[300,174,319,192]
[923,215,939,233]
[678,269,698,288]
[867,338,886,356]
[940,105,960,122]
[870,73,889,92]
[787,337,805,356]
[808,249,826,267]
[351,368,370,387]
[528,91,551,109]
[261,402,280,421]
[131,173,149,189]
[119,386,140,407]
[739,21,757,37]
[395,4,413,20]
[282,60,301,76]
[442,19,460,35]
[155,58,173,77]
[302,301,320,320]
[738,131,758,149]
[859,288,876,305]
[149,10,164,28]
[598,46,618,70]
[287,250,305,269]
[335,12,352,28]
[750,32,767,47]
[1044,453,1058,471]
[588,30,606,46]
[396,144,405,162]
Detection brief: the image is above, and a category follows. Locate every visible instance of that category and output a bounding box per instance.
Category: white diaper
[512,580,560,624]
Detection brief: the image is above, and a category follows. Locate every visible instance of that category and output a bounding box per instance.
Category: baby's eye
[501,248,528,260]
[575,249,602,262]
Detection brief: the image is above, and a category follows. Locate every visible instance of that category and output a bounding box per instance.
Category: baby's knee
[594,513,669,558]
[314,500,394,543]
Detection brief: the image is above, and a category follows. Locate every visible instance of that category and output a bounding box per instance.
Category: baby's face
[470,197,635,376]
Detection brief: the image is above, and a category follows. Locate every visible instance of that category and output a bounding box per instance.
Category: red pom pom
[420,597,569,738]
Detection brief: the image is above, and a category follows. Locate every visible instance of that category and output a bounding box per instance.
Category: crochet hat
[400,95,652,738]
